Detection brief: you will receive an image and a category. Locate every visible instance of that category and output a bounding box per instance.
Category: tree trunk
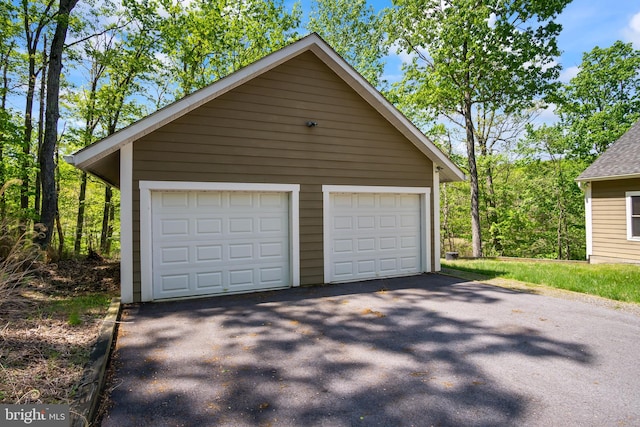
[100,185,112,255]
[35,38,48,217]
[56,209,64,258]
[21,58,37,218]
[0,43,12,220]
[38,0,79,249]
[441,182,454,252]
[74,171,87,255]
[463,94,482,258]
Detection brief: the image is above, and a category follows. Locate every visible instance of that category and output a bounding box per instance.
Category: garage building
[66,33,465,303]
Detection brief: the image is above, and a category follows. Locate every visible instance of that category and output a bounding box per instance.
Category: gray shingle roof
[576,119,640,181]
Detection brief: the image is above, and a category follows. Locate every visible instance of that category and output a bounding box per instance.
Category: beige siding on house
[129,52,434,302]
[591,178,640,262]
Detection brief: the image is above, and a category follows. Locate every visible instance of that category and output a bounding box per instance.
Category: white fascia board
[576,172,640,183]
[72,36,322,169]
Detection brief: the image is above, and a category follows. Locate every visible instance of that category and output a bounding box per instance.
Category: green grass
[46,293,112,326]
[442,259,640,304]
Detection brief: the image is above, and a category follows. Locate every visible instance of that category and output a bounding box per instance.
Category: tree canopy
[388,0,571,257]
[0,0,639,261]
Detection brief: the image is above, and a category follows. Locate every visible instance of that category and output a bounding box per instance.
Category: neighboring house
[576,119,640,264]
[66,33,465,303]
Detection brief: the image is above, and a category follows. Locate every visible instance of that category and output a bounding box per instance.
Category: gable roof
[66,33,465,184]
[576,119,640,182]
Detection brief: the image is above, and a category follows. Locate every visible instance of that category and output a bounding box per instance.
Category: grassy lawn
[442,259,640,304]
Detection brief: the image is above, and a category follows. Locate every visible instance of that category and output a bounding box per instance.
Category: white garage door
[326,192,423,283]
[152,190,290,299]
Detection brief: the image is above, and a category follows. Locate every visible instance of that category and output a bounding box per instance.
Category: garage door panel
[260,266,286,284]
[196,218,222,234]
[327,192,422,283]
[401,214,418,228]
[161,274,190,292]
[379,258,397,273]
[401,256,418,269]
[357,260,376,274]
[229,218,253,233]
[260,241,285,258]
[195,272,223,289]
[161,192,189,208]
[229,243,253,260]
[160,219,189,236]
[260,217,284,232]
[229,192,253,207]
[152,190,290,299]
[196,245,222,261]
[160,246,189,264]
[357,238,375,251]
[401,235,417,249]
[229,269,253,286]
[196,192,222,206]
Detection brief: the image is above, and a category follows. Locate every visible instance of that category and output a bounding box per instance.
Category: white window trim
[322,185,431,283]
[139,181,300,302]
[626,191,640,241]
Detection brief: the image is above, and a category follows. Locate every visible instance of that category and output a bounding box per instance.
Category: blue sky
[298,0,640,87]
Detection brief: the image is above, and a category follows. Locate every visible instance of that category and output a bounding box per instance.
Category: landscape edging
[70,297,121,427]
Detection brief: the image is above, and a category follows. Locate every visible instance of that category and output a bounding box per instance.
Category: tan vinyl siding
[591,178,640,262]
[130,51,434,301]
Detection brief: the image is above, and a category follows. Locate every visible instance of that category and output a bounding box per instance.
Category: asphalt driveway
[101,274,640,426]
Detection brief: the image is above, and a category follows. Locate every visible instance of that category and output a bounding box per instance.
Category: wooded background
[1,0,639,260]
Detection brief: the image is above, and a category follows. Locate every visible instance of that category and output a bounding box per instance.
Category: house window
[627,191,640,240]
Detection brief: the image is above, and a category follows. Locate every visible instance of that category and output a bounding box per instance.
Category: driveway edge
[71,297,121,427]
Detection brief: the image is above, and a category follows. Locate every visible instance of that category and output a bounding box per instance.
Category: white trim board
[139,181,300,302]
[584,184,592,259]
[433,167,441,272]
[119,143,133,303]
[626,191,640,242]
[322,185,431,283]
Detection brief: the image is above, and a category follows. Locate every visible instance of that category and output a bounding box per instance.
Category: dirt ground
[0,257,119,404]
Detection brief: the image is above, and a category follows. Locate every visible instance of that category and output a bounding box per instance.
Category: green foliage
[557,41,640,161]
[133,0,302,98]
[388,0,568,118]
[307,0,387,87]
[443,259,640,304]
[388,0,571,257]
[0,0,635,264]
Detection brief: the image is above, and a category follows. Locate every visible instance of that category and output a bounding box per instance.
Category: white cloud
[534,103,560,125]
[622,11,640,47]
[559,66,579,83]
[486,12,497,29]
[389,41,430,66]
